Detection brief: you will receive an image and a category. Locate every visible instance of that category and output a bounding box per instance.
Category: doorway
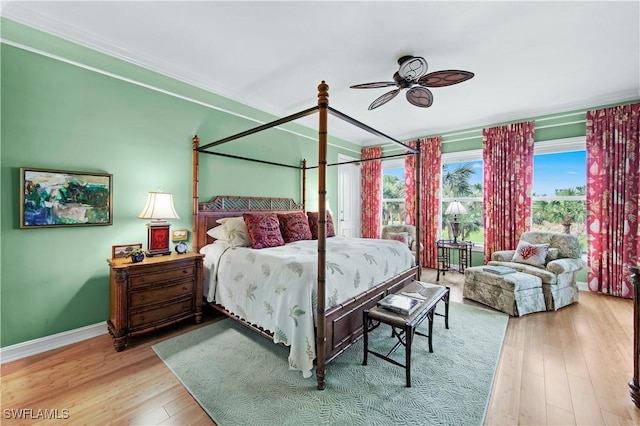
[337,154,361,237]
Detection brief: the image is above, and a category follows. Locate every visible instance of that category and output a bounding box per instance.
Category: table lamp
[445,201,467,244]
[138,191,179,256]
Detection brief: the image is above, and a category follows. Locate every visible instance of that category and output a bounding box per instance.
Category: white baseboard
[0,322,108,364]
[577,281,588,291]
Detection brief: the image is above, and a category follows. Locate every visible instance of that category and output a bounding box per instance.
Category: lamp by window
[138,191,179,257]
[445,201,467,244]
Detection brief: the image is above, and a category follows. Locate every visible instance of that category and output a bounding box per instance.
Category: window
[441,150,484,244]
[531,138,586,250]
[382,159,406,225]
[381,137,586,250]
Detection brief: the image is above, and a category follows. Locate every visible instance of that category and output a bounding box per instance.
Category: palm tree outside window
[531,150,587,251]
[441,160,484,244]
[381,162,406,225]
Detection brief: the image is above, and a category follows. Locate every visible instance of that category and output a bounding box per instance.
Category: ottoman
[463,266,546,316]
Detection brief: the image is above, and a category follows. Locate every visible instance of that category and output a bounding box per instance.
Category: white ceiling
[3,1,639,145]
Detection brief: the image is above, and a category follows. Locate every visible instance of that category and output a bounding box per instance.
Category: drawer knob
[139,315,144,321]
[182,269,189,274]
[140,295,145,301]
[183,286,188,291]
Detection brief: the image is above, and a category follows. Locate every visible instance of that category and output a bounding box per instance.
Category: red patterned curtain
[586,103,640,298]
[405,137,442,267]
[361,146,382,238]
[482,121,535,263]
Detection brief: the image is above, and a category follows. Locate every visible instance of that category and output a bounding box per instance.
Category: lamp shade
[137,192,179,220]
[445,201,467,216]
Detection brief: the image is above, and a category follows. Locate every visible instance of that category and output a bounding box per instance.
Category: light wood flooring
[2,268,639,425]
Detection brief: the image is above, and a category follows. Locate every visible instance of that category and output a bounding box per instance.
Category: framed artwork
[112,243,143,259]
[20,168,112,228]
[172,229,188,241]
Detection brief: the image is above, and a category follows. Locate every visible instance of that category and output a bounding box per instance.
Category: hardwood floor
[2,269,639,425]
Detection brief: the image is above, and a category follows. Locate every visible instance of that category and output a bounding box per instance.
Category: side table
[436,239,473,281]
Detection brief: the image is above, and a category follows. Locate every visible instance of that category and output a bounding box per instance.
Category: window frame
[381,158,407,225]
[530,137,586,241]
[381,136,587,247]
[441,149,484,246]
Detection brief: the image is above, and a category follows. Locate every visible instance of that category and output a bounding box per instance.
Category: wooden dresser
[107,252,204,351]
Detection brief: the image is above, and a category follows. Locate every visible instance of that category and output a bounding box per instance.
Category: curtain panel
[482,121,535,263]
[586,103,640,298]
[405,137,442,267]
[360,146,382,238]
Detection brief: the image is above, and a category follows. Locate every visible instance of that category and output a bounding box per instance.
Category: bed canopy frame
[192,81,422,390]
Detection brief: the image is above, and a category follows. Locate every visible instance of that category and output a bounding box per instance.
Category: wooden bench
[362,280,450,387]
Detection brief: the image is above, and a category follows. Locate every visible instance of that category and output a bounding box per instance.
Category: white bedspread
[200,236,414,378]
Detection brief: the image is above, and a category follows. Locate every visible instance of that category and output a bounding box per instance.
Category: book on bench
[483,266,517,275]
[377,293,421,316]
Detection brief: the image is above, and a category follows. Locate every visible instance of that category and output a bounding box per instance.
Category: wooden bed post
[415,139,422,279]
[192,135,200,251]
[317,81,329,390]
[302,159,307,211]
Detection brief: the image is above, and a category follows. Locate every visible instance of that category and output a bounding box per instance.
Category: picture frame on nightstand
[171,229,188,241]
[112,243,143,259]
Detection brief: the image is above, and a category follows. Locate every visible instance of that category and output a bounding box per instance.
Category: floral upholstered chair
[487,231,586,311]
[381,225,419,252]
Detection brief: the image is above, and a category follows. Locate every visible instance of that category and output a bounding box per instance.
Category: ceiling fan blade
[398,56,428,82]
[350,82,398,89]
[406,87,434,108]
[418,70,474,87]
[368,89,400,110]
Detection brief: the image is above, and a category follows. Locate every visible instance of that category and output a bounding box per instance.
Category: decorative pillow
[387,231,410,246]
[307,211,336,239]
[546,247,560,264]
[277,212,312,243]
[217,216,251,248]
[206,225,227,241]
[243,213,285,249]
[512,241,550,267]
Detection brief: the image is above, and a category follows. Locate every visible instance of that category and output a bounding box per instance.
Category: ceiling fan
[350,55,474,110]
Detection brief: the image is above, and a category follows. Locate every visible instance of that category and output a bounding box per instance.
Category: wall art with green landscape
[20,168,113,228]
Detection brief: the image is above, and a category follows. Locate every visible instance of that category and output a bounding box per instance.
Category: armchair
[381,224,420,252]
[488,231,586,311]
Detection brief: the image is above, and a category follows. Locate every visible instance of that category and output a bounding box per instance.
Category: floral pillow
[512,241,550,267]
[387,231,409,246]
[277,212,312,243]
[307,211,336,239]
[216,216,251,248]
[243,213,285,249]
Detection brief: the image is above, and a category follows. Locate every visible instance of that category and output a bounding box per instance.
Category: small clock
[175,242,188,254]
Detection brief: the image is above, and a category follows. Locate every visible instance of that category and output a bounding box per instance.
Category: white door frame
[337,153,361,237]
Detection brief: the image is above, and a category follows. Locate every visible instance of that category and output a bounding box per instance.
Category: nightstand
[107,252,204,351]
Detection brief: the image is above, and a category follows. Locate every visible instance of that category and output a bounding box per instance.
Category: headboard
[194,195,304,251]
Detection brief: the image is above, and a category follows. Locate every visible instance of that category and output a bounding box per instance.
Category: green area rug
[153,302,507,426]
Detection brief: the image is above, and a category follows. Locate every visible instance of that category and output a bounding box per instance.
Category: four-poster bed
[192,81,422,390]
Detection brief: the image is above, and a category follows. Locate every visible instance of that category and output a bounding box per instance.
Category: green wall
[3,18,638,347]
[0,19,360,347]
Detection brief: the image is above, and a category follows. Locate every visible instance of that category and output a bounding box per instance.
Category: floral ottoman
[463,266,546,316]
